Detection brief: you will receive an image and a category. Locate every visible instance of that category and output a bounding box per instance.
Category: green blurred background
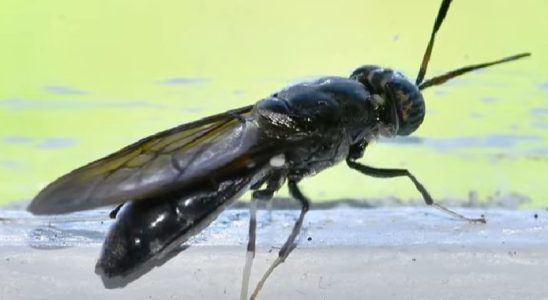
[1,0,547,208]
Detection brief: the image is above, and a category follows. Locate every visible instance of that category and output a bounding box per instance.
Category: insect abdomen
[95,175,254,288]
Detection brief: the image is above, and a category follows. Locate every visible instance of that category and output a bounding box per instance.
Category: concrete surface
[1,207,548,299]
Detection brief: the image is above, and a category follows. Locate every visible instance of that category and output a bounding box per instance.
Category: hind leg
[240,171,286,300]
[250,179,309,300]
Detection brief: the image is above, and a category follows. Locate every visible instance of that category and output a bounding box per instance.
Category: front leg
[346,158,486,223]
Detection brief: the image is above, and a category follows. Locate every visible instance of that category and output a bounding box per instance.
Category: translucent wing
[28,105,268,215]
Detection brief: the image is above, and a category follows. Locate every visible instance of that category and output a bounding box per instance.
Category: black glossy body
[255,77,375,179]
[96,173,255,285]
[29,73,420,287]
[94,76,381,286]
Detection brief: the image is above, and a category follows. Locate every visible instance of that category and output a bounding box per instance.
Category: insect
[28,0,530,299]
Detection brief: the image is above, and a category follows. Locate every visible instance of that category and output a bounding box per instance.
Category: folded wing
[28,105,270,214]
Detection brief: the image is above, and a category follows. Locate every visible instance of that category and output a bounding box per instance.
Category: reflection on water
[531,122,548,130]
[481,96,498,103]
[158,78,209,86]
[3,136,34,144]
[381,134,542,151]
[37,138,78,149]
[43,85,89,95]
[423,135,541,151]
[0,98,163,110]
[2,136,77,149]
[0,160,27,170]
[530,107,548,116]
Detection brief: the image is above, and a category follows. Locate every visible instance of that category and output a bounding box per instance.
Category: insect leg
[108,203,124,219]
[240,197,257,300]
[346,158,486,223]
[250,179,310,300]
[241,171,286,300]
[265,198,273,223]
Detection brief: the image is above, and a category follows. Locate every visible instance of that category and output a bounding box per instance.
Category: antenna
[418,53,531,90]
[416,0,453,85]
[415,0,530,90]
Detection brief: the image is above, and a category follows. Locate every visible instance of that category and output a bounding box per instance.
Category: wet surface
[2,207,548,249]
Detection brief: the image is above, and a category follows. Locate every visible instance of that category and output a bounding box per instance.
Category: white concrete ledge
[1,207,547,299]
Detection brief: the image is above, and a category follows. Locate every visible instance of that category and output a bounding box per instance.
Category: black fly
[28,0,530,299]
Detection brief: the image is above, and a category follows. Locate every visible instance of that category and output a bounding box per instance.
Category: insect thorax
[350,65,425,136]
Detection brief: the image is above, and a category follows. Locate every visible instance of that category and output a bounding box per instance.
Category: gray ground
[1,206,547,299]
